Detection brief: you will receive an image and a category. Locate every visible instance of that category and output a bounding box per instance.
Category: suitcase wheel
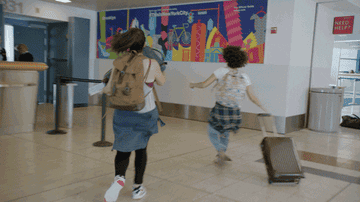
[268,179,273,184]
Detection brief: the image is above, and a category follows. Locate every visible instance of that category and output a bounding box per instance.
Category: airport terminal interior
[1,0,360,202]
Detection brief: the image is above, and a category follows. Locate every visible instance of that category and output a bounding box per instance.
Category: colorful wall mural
[97,0,268,64]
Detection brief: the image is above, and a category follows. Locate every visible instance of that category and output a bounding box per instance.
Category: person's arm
[246,85,267,112]
[189,74,217,89]
[151,59,166,86]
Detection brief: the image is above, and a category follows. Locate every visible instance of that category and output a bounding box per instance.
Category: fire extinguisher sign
[333,16,354,35]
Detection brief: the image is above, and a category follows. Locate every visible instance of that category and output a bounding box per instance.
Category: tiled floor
[1,104,360,202]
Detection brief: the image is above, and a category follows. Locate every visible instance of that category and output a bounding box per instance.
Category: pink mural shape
[195,23,201,61]
[223,1,244,48]
[161,31,167,40]
[161,6,169,26]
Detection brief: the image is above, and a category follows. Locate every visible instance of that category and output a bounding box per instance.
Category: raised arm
[246,85,267,112]
[189,74,217,89]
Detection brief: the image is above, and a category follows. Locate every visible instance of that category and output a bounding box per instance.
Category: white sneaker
[216,152,232,161]
[104,175,125,202]
[132,185,146,199]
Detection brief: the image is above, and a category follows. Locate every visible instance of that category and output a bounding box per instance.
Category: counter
[0,62,48,135]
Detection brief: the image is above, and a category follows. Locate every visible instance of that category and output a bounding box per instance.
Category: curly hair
[111,28,146,63]
[222,46,248,68]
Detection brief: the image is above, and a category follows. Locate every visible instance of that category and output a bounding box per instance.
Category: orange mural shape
[191,20,206,62]
[246,43,265,63]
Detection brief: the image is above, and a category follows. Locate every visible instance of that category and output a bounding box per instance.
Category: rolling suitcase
[258,114,305,184]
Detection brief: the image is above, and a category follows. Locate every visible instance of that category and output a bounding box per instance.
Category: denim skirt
[112,107,165,152]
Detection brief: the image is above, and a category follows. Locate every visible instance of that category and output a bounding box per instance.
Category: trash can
[53,83,78,128]
[308,87,344,133]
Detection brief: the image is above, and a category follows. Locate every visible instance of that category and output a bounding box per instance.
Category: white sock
[104,175,125,202]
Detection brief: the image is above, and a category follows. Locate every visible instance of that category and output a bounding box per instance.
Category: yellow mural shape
[206,27,218,49]
[172,44,191,61]
[146,36,153,47]
[243,32,258,50]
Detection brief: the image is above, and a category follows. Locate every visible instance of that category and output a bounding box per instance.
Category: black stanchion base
[47,130,67,135]
[93,141,113,147]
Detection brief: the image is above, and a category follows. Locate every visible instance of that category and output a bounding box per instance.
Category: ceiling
[4,12,63,23]
[40,0,209,11]
[19,0,360,49]
[320,0,360,14]
[39,0,360,11]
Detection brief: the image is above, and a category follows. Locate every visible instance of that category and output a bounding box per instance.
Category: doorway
[310,1,360,120]
[4,13,68,104]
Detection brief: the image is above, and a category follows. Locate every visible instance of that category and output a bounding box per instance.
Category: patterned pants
[208,124,230,152]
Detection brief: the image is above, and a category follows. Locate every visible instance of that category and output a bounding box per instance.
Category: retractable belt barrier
[47,76,113,147]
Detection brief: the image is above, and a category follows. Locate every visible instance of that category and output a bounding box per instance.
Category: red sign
[333,16,354,34]
[271,27,277,34]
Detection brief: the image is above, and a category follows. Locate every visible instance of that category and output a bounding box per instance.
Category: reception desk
[0,62,48,135]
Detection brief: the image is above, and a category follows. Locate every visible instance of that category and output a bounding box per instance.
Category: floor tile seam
[325,183,352,202]
[3,167,115,189]
[230,135,262,143]
[146,146,215,165]
[256,158,360,185]
[300,130,360,141]
[143,174,239,202]
[297,150,360,171]
[0,169,114,193]
[189,171,252,193]
[3,172,114,202]
[7,135,58,150]
[8,135,116,166]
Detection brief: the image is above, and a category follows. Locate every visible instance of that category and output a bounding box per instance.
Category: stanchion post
[47,75,67,135]
[93,93,113,147]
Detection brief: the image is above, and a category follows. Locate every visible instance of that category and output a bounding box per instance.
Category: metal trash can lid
[310,88,343,94]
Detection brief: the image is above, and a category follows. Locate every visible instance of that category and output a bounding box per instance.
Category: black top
[0,47,7,61]
[19,52,34,62]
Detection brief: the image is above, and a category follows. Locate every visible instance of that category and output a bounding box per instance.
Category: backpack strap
[144,59,151,82]
[143,59,163,113]
[143,59,152,98]
[118,53,140,84]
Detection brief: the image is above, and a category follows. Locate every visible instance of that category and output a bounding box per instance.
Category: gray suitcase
[258,114,305,184]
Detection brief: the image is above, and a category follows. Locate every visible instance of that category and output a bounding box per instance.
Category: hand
[189,83,196,89]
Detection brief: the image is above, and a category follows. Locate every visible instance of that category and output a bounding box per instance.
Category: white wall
[285,0,316,117]
[7,0,98,86]
[95,0,319,118]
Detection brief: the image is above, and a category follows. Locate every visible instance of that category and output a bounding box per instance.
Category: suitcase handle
[257,114,279,137]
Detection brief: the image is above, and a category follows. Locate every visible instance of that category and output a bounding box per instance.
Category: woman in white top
[190,46,267,165]
[103,28,166,202]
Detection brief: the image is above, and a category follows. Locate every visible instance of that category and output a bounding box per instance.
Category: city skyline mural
[97,0,268,64]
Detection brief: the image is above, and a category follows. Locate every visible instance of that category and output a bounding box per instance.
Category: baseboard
[85,97,305,134]
[159,102,305,134]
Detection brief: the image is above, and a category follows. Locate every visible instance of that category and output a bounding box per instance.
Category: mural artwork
[97,0,268,63]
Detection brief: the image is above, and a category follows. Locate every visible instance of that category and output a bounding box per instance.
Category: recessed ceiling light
[56,0,71,3]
